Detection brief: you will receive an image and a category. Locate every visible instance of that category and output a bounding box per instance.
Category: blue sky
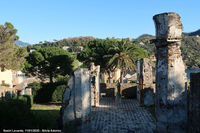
[0,0,199,44]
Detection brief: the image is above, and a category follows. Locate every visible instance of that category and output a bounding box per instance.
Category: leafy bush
[28,81,66,103]
[34,83,55,103]
[0,99,35,129]
[27,82,41,99]
[52,85,66,102]
[55,74,69,82]
[17,95,33,108]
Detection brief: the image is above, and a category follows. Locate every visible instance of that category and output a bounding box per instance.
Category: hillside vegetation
[132,34,200,69]
[29,33,200,69]
[32,36,96,53]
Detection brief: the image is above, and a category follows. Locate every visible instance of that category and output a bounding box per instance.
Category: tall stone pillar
[90,63,100,107]
[153,12,187,133]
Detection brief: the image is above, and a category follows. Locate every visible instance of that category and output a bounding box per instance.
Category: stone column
[90,63,100,107]
[153,12,187,133]
[137,58,154,106]
[136,60,142,103]
[188,73,200,133]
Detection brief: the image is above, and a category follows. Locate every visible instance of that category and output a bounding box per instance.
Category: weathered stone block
[153,12,183,40]
[61,68,91,129]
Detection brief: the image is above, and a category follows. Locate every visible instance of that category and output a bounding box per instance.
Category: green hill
[183,29,200,36]
[131,34,200,69]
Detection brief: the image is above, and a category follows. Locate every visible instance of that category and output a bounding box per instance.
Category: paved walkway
[89,98,156,133]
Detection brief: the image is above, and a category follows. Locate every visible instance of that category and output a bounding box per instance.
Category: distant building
[62,46,72,52]
[29,49,35,53]
[12,71,26,86]
[0,68,13,88]
[103,69,121,83]
[0,66,35,98]
[78,46,84,51]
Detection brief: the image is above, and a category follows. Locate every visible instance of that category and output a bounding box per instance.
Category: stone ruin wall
[137,58,155,106]
[60,68,91,131]
[60,64,100,132]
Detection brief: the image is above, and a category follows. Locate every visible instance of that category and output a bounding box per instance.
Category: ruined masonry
[90,63,100,107]
[188,73,200,133]
[61,68,91,128]
[137,58,155,106]
[153,12,187,133]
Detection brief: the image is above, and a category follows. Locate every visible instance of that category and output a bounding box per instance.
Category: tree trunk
[108,71,111,83]
[49,72,53,83]
[120,70,123,83]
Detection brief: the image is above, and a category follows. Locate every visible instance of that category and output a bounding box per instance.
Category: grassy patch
[31,103,61,129]
[31,110,60,129]
[31,103,61,110]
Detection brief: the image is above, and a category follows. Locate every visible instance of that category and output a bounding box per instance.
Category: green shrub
[0,99,35,129]
[17,95,28,104]
[23,95,34,108]
[27,82,41,98]
[52,85,66,102]
[55,74,69,82]
[17,95,33,108]
[35,83,55,103]
[28,81,66,103]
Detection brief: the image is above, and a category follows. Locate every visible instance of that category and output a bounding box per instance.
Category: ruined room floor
[82,98,156,133]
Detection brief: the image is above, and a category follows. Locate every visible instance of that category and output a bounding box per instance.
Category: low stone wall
[100,83,137,99]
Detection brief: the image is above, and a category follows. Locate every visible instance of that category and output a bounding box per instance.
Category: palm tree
[106,40,148,83]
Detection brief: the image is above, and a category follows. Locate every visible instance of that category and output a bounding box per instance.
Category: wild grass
[31,103,61,129]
